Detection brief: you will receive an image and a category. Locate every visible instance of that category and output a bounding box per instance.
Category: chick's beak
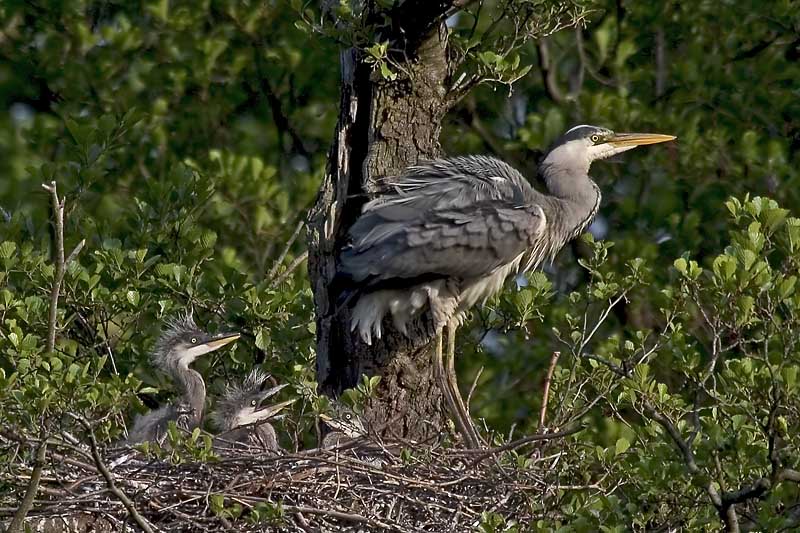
[608,132,677,147]
[259,383,289,402]
[253,399,295,420]
[204,332,240,351]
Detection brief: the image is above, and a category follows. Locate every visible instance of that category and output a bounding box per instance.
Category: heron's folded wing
[340,201,546,283]
[365,155,535,212]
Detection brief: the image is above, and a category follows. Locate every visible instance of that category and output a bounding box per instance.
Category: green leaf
[369,375,381,390]
[0,241,16,259]
[783,367,797,389]
[379,62,397,81]
[615,437,630,456]
[147,0,169,22]
[210,494,225,514]
[126,290,140,306]
[255,329,271,351]
[64,117,91,148]
[66,363,81,383]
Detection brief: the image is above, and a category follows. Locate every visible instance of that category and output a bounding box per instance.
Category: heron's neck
[541,169,601,239]
[255,423,279,450]
[173,363,206,426]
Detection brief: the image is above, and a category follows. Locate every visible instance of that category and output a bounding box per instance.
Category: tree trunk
[307,16,454,440]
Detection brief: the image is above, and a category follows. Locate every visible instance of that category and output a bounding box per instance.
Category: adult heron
[338,125,676,447]
[127,313,240,444]
[211,369,294,452]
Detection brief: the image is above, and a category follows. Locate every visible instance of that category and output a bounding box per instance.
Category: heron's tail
[329,271,361,315]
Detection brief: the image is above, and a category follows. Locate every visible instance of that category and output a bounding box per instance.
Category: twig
[654,26,667,97]
[73,415,155,533]
[9,182,83,532]
[642,401,698,474]
[42,181,64,353]
[642,400,753,532]
[536,38,564,103]
[779,469,800,483]
[271,250,309,287]
[281,504,409,533]
[461,423,586,464]
[7,438,47,533]
[538,351,560,429]
[465,365,484,413]
[40,182,85,354]
[268,220,305,281]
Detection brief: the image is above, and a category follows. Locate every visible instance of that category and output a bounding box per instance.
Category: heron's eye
[191,337,197,344]
[345,413,352,420]
[590,134,600,143]
[250,399,257,407]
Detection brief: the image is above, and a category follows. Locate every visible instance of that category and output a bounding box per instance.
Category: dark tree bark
[307,3,459,441]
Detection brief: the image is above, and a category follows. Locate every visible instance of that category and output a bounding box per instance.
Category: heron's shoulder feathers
[365,155,535,213]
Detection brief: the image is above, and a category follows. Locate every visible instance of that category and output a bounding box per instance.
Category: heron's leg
[433,328,474,447]
[445,321,483,448]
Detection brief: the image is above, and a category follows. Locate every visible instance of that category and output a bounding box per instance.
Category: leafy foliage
[1,0,799,530]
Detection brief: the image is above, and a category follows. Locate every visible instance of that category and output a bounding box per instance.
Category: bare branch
[466,365,484,412]
[9,182,84,532]
[462,423,586,464]
[73,415,155,533]
[642,400,698,474]
[42,181,64,354]
[7,439,47,533]
[778,469,800,483]
[269,219,306,282]
[538,351,560,428]
[271,250,309,287]
[536,38,564,103]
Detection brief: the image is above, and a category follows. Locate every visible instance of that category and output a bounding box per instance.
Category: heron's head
[153,312,240,370]
[319,404,367,438]
[541,125,676,178]
[212,369,294,431]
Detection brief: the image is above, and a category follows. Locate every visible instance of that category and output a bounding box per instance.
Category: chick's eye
[191,337,197,344]
[345,414,352,420]
[590,135,600,143]
[250,399,257,406]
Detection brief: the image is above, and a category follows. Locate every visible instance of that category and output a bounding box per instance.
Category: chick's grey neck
[167,358,206,426]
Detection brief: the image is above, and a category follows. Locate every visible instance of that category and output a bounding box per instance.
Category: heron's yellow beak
[205,333,240,350]
[254,399,295,420]
[608,133,676,147]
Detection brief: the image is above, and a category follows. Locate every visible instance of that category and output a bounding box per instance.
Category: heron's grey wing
[365,155,535,212]
[127,404,175,443]
[340,200,546,283]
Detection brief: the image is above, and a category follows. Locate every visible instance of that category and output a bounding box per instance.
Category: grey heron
[211,369,294,452]
[320,403,367,449]
[338,125,676,447]
[127,313,240,444]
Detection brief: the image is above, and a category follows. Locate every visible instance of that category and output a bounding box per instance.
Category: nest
[3,428,583,532]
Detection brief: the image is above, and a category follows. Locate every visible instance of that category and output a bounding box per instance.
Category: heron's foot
[445,371,484,449]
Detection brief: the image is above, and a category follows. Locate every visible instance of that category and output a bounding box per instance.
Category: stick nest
[5,433,577,532]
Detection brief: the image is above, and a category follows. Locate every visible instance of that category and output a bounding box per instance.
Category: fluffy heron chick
[320,404,367,449]
[127,313,240,444]
[212,369,294,452]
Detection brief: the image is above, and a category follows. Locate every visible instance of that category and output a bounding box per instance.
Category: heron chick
[127,313,239,444]
[338,125,676,447]
[320,403,367,449]
[211,369,294,452]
